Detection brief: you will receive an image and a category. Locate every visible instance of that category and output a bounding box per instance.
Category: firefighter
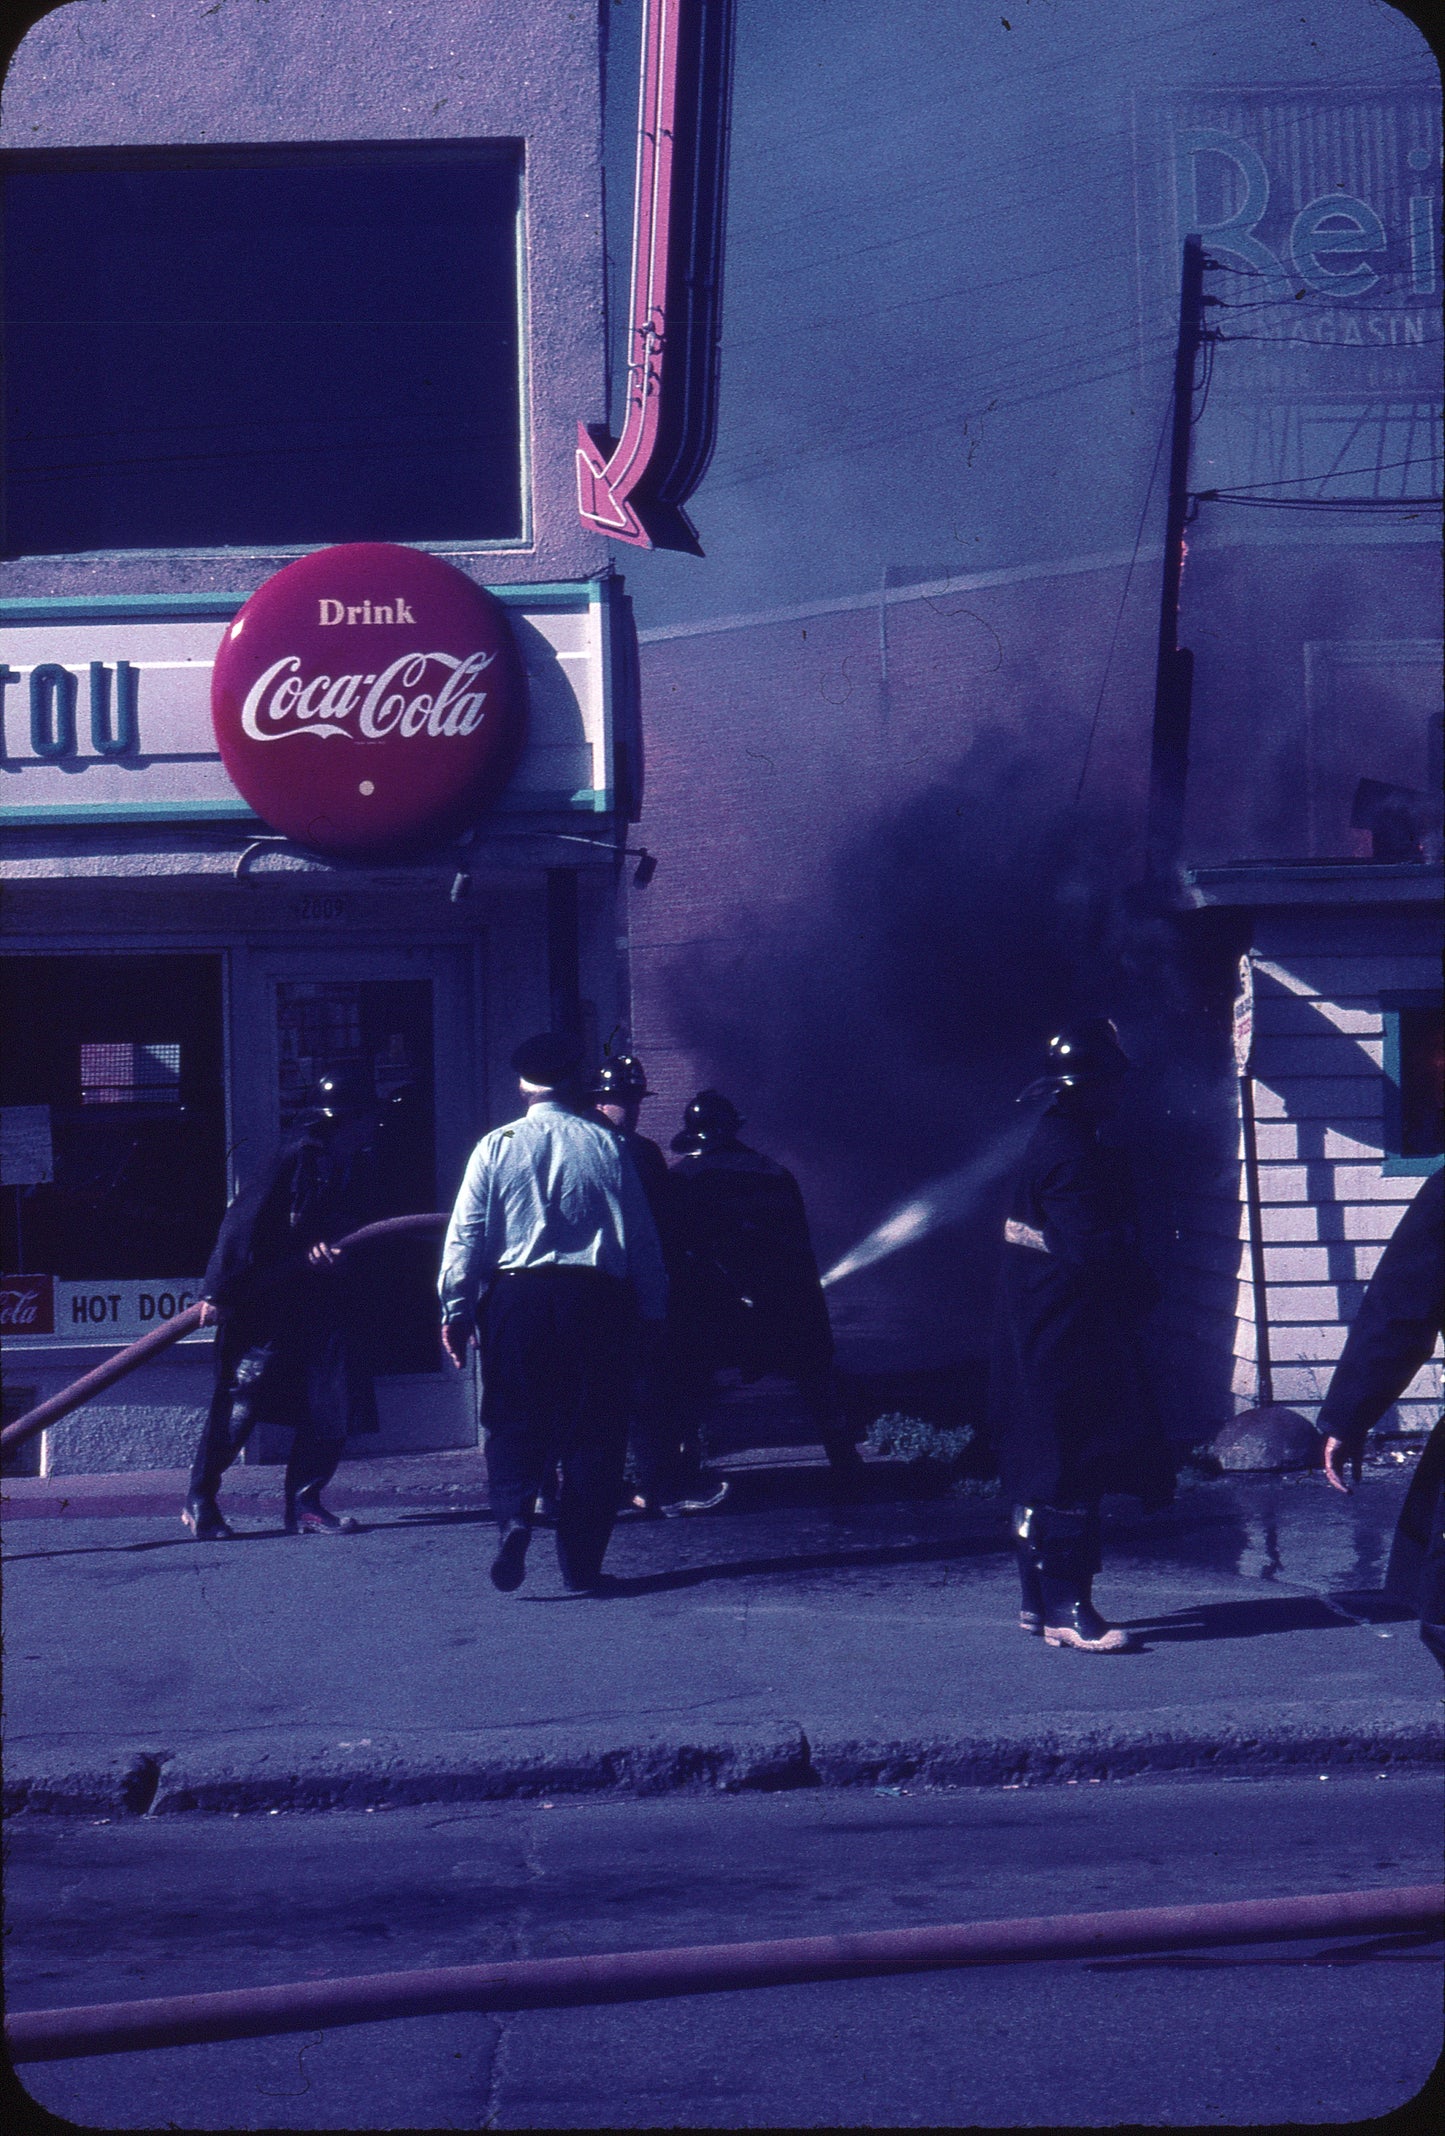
[591,1055,672,1221]
[1318,1165,1444,1669]
[439,1032,667,1594]
[661,1090,862,1500]
[989,1019,1174,1653]
[183,1065,382,1541]
[588,1054,688,1516]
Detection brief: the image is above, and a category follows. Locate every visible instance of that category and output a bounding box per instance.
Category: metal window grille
[79,1043,182,1107]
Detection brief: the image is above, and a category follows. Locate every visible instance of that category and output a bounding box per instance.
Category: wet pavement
[4,1452,1439,1811]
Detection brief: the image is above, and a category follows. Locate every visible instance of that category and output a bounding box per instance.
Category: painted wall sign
[1138,87,1441,403]
[1,1277,205,1344]
[1,1273,53,1335]
[211,544,527,858]
[1,579,623,827]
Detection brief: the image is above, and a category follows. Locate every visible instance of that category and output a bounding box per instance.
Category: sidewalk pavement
[3,1446,1439,1815]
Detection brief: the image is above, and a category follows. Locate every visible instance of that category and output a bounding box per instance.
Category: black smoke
[664,731,1235,1368]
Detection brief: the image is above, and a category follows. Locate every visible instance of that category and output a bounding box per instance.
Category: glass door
[230,944,481,1452]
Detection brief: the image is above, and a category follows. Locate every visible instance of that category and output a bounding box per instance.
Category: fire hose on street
[0,1214,451,1459]
[7,1883,1441,2062]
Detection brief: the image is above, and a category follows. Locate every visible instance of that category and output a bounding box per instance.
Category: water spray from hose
[820,1119,1034,1288]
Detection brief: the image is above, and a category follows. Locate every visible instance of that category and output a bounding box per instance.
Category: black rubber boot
[1039,1567,1130,1651]
[1016,1503,1129,1651]
[285,1487,359,1535]
[182,1495,235,1541]
[1015,1543,1045,1634]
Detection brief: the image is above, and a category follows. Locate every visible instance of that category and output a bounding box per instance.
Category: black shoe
[564,1571,623,1596]
[182,1495,235,1541]
[285,1492,359,1536]
[490,1523,530,1591]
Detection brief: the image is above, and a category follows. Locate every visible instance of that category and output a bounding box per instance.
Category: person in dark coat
[1317,1165,1444,1669]
[589,1054,690,1517]
[988,1019,1174,1653]
[660,1091,862,1500]
[183,1066,382,1541]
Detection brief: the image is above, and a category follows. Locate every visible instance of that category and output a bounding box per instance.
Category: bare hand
[307,1241,343,1268]
[1323,1436,1360,1493]
[441,1319,473,1370]
[197,1300,218,1326]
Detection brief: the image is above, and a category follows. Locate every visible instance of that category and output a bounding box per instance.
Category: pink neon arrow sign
[576,0,681,547]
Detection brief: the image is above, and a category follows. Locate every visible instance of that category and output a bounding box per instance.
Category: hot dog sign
[211,543,528,858]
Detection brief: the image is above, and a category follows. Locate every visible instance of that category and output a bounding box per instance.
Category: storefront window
[0,956,226,1278]
[1,142,524,555]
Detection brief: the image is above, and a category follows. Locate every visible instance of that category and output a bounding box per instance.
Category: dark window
[0,956,227,1278]
[1,143,523,555]
[274,978,440,1374]
[1381,995,1445,1173]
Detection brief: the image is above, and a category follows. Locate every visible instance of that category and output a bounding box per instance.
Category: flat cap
[510,1031,584,1088]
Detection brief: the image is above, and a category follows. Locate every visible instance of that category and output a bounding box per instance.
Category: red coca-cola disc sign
[212,544,527,858]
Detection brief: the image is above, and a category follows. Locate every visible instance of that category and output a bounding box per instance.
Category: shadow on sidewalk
[1123,1593,1413,1643]
[517,1533,1014,1598]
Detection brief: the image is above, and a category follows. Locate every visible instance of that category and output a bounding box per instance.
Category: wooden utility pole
[1146,234,1207,881]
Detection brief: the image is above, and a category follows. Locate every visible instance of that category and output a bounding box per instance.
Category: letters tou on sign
[240,651,495,744]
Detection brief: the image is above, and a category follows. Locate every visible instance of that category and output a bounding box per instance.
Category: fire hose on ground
[7,1884,1441,2062]
[0,1215,451,1459]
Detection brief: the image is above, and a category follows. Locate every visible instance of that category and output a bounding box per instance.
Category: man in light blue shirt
[440,1031,666,1594]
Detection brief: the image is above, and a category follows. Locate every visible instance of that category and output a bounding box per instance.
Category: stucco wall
[0,0,613,594]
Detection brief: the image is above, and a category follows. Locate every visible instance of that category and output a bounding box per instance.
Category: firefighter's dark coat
[989,1100,1173,1508]
[1317,1166,1443,1634]
[203,1111,381,1439]
[619,1132,675,1253]
[667,1142,833,1380]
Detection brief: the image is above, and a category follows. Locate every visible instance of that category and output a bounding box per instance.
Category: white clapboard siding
[1161,905,1441,1443]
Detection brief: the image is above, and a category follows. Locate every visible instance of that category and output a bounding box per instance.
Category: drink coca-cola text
[240,651,494,744]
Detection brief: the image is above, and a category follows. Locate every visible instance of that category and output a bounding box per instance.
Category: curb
[6,1704,1440,1816]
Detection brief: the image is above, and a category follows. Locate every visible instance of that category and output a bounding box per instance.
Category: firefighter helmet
[313,1063,375,1118]
[591,1054,652,1102]
[671,1089,744,1153]
[1045,1017,1131,1084]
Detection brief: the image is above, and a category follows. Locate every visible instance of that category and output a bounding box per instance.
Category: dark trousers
[188,1338,347,1510]
[1385,1418,1445,1671]
[481,1268,635,1587]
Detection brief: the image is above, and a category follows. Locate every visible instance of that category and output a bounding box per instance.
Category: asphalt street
[7,1772,1442,2130]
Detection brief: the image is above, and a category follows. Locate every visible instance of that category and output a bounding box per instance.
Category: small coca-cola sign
[0,1274,53,1334]
[212,544,527,858]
